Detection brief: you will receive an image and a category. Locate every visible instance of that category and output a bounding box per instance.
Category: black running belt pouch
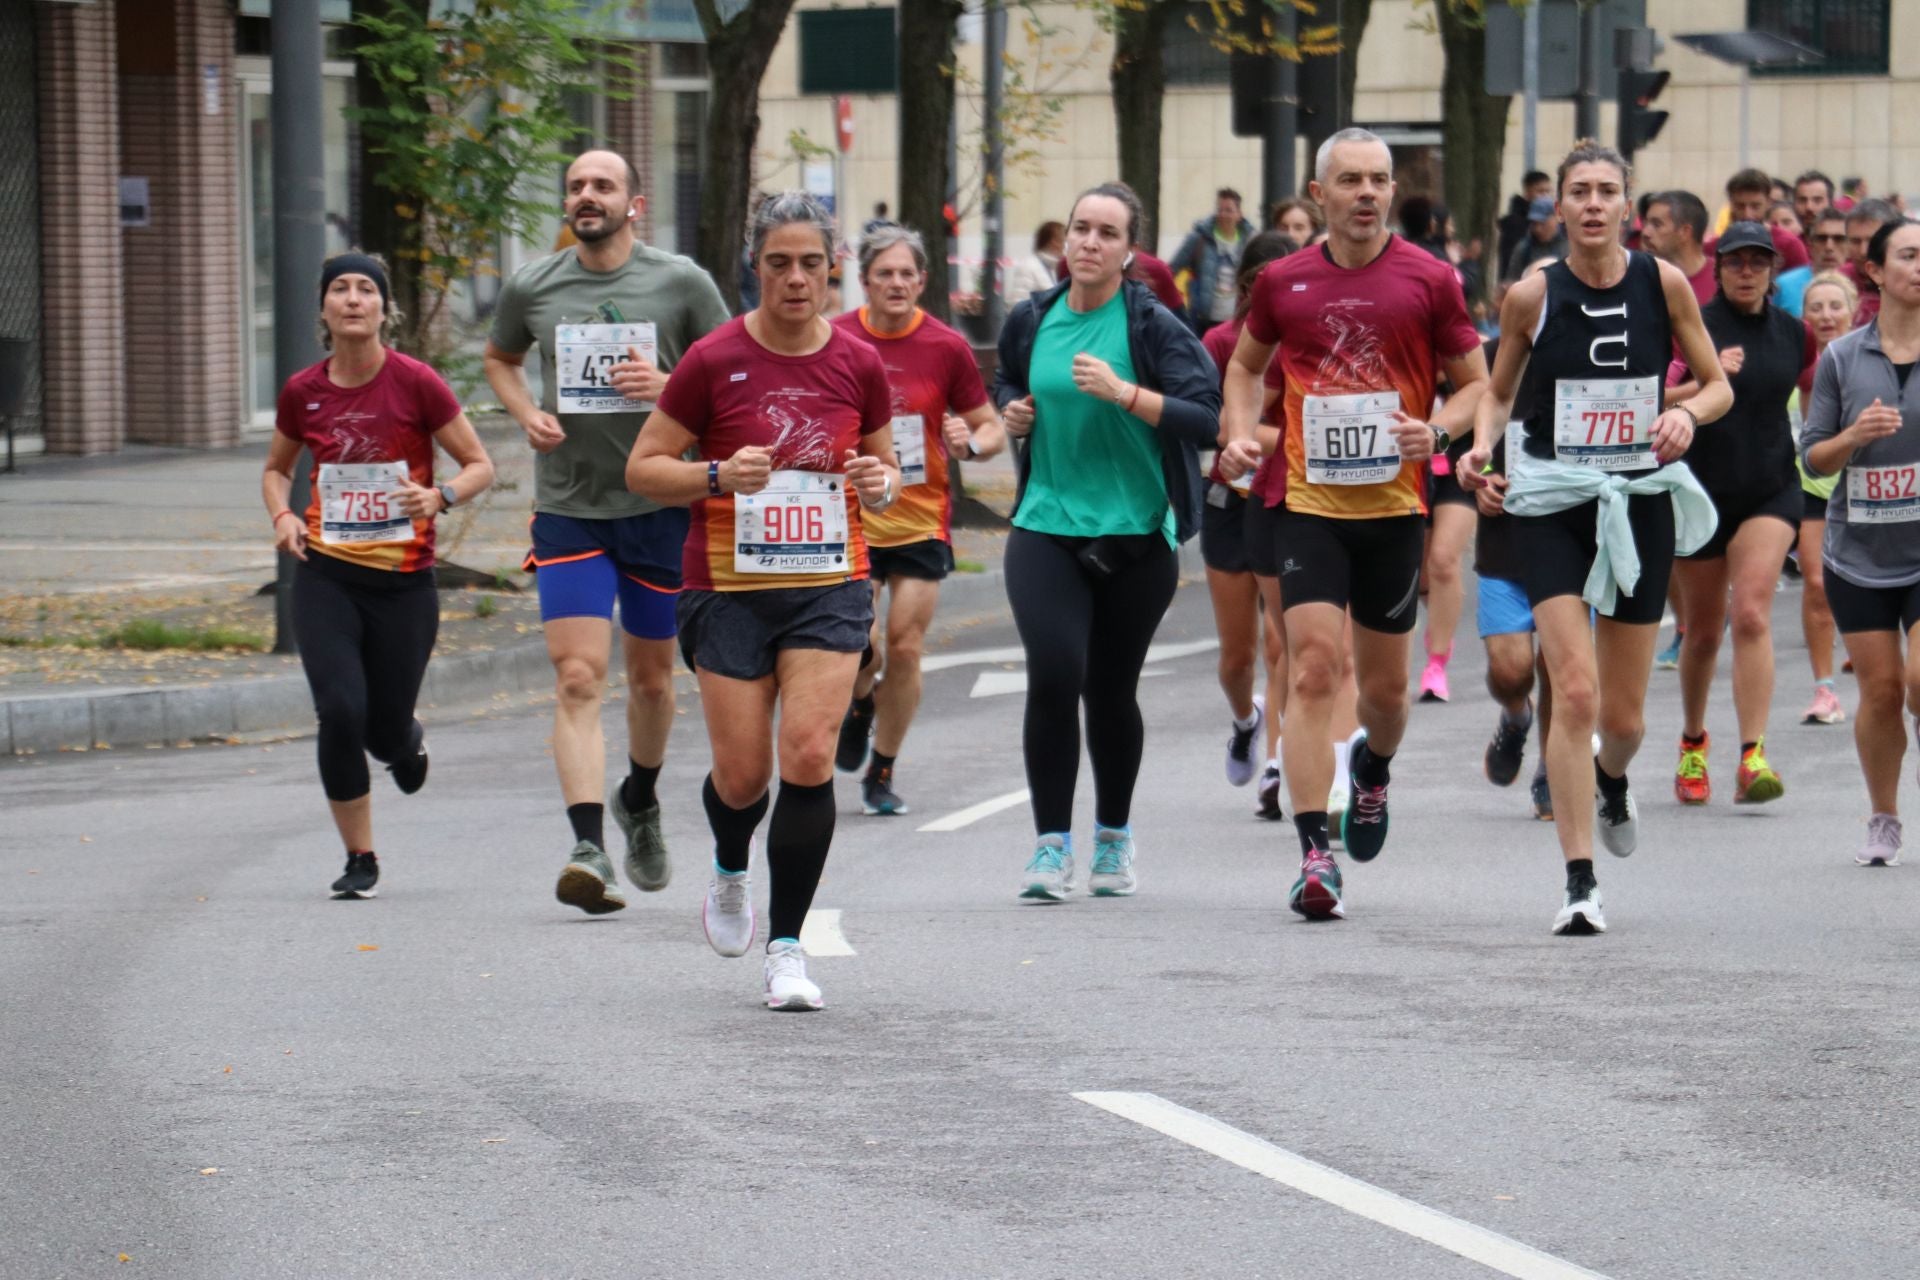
[1074,531,1163,580]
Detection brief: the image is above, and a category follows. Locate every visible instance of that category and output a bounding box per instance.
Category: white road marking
[1074,1092,1609,1280]
[926,637,1219,677]
[969,670,1029,699]
[917,788,1031,833]
[1143,638,1219,663]
[799,909,855,957]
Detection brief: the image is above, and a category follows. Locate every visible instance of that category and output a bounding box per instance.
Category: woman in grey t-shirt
[1799,218,1920,867]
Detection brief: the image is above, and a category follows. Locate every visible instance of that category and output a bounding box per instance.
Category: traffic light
[1617,68,1670,162]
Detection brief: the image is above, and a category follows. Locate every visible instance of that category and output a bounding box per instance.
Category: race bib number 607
[1302,391,1402,486]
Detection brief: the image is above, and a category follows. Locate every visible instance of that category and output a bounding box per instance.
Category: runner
[1663,222,1815,805]
[1796,271,1861,725]
[483,150,730,915]
[626,190,900,1009]
[1461,140,1733,936]
[1419,407,1478,703]
[994,181,1221,901]
[1200,231,1298,795]
[1800,218,1920,868]
[263,250,495,899]
[829,223,1004,815]
[1219,127,1489,921]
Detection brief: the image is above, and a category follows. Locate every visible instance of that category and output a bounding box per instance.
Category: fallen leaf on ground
[118,1253,131,1263]
[199,1167,218,1176]
[356,944,379,952]
[481,1137,508,1144]
[222,1066,232,1074]
[80,835,93,843]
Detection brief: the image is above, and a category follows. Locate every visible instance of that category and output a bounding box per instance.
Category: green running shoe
[555,840,627,915]
[609,784,670,891]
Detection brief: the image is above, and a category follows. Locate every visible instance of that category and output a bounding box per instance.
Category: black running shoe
[861,768,909,815]
[1484,702,1531,788]
[835,699,874,773]
[1530,768,1554,821]
[330,852,379,899]
[388,719,428,795]
[1256,764,1284,821]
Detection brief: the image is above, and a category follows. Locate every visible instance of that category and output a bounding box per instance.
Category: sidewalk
[0,418,1043,756]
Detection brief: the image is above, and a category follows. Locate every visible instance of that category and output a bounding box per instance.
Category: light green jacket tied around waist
[1505,459,1719,615]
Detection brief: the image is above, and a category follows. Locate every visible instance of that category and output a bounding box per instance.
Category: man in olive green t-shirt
[483,149,730,917]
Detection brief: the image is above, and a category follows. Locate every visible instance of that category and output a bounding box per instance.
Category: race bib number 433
[734,471,851,575]
[318,461,411,546]
[1302,391,1402,486]
[1554,377,1657,471]
[556,322,658,415]
[1848,464,1920,524]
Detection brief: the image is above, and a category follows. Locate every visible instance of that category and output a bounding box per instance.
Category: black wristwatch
[1431,426,1452,455]
[437,483,458,513]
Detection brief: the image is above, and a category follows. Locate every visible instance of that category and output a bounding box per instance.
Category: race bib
[891,414,927,487]
[556,322,658,415]
[317,461,411,546]
[1302,391,1401,486]
[1848,464,1920,524]
[1553,377,1658,471]
[734,470,851,575]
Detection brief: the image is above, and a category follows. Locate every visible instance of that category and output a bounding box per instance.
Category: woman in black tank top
[1457,140,1732,938]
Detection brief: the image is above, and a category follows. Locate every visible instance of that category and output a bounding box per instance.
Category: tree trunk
[898,0,964,322]
[1301,0,1374,166]
[350,0,430,353]
[1437,3,1509,307]
[1111,1,1173,247]
[695,0,796,314]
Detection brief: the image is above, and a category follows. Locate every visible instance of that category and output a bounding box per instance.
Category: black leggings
[1004,526,1179,833]
[292,557,439,802]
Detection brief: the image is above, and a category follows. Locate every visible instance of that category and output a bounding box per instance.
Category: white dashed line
[799,909,855,957]
[916,788,1031,833]
[1074,1092,1610,1280]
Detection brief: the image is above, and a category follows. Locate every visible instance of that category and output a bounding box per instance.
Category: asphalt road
[4,578,1918,1279]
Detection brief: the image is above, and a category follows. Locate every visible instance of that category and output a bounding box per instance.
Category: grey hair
[748,190,837,264]
[857,222,928,280]
[1314,127,1392,184]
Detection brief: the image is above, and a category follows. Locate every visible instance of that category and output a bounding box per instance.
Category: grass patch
[475,595,498,619]
[953,558,986,574]
[0,633,90,650]
[99,620,268,652]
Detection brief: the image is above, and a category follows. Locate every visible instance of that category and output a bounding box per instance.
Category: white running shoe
[1596,788,1637,857]
[1857,813,1903,867]
[1225,697,1264,787]
[1018,835,1074,901]
[1552,884,1607,935]
[1326,782,1350,849]
[764,939,823,1010]
[703,868,755,957]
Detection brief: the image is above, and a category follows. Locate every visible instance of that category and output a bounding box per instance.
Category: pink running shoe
[1802,684,1845,725]
[1419,653,1450,703]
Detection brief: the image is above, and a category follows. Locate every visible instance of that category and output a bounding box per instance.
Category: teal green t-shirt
[1014,292,1174,543]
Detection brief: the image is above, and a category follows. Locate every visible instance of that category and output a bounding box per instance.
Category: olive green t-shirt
[1013,291,1174,544]
[490,242,731,517]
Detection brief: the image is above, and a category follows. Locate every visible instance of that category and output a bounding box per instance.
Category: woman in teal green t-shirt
[991,181,1221,903]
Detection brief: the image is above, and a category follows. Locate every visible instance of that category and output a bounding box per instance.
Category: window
[1749,0,1890,76]
[798,7,896,95]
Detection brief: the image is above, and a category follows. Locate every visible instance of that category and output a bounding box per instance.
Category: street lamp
[1672,29,1822,170]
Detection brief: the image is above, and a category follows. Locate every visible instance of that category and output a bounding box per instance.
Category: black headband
[319,254,390,312]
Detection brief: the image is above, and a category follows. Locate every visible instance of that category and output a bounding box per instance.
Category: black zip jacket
[992,278,1220,543]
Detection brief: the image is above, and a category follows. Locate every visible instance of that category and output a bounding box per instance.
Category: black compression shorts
[1511,492,1675,625]
[1272,509,1424,634]
[1682,483,1800,561]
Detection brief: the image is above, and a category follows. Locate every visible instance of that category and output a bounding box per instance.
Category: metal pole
[271,0,326,654]
[1739,66,1751,168]
[982,0,1006,333]
[1262,5,1298,215]
[1574,0,1602,140]
[1522,0,1539,173]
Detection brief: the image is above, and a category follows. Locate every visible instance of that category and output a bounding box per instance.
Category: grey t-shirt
[1801,324,1920,588]
[491,242,731,518]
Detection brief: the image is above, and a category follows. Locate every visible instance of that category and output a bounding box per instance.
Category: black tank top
[1520,251,1672,464]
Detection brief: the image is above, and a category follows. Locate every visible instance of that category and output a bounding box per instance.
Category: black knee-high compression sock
[621,758,661,813]
[567,803,604,849]
[765,779,836,942]
[702,773,769,874]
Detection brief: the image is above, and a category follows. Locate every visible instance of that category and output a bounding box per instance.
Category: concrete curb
[2,542,1201,757]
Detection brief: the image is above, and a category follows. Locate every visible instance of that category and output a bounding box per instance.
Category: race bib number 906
[1302,391,1402,486]
[1848,464,1920,524]
[556,322,658,415]
[734,470,851,575]
[1553,377,1657,471]
[318,461,411,546]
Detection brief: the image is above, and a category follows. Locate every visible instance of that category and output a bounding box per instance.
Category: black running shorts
[676,580,874,681]
[1682,482,1800,561]
[1245,492,1282,578]
[1200,482,1253,575]
[1823,572,1920,636]
[1511,492,1675,625]
[1272,509,1425,634]
[867,538,954,582]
